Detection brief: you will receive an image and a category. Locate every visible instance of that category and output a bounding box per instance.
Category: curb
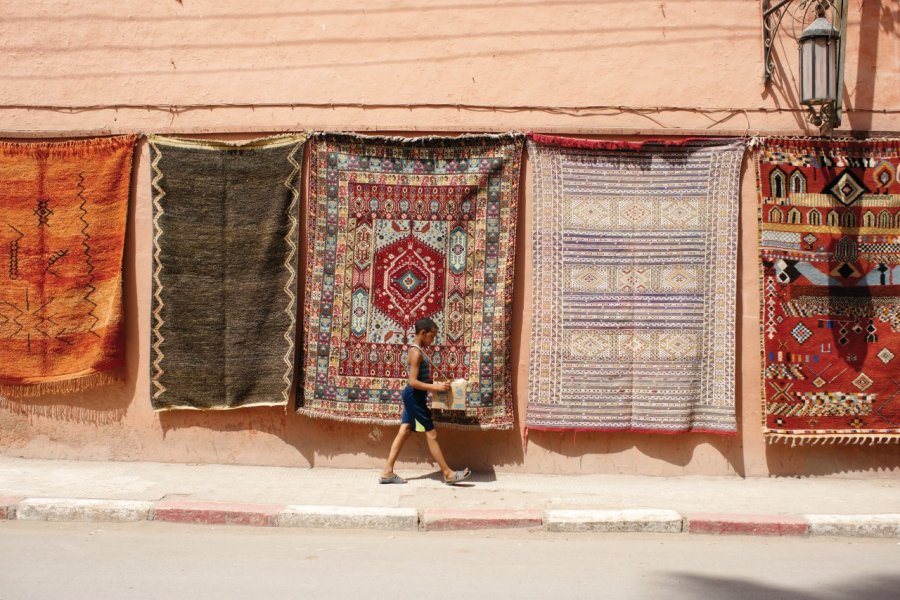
[277,505,418,530]
[544,509,683,533]
[684,513,809,536]
[0,496,21,520]
[15,498,152,523]
[2,498,899,538]
[805,514,900,538]
[153,501,283,527]
[422,508,543,531]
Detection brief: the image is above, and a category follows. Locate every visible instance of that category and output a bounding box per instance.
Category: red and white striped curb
[2,498,898,537]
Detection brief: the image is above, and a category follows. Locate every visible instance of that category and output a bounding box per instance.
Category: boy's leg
[424,429,455,481]
[381,423,411,478]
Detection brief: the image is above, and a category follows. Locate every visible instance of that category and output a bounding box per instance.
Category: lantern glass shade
[799,17,839,106]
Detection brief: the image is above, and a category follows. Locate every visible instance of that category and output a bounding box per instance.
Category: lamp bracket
[762,0,839,86]
[763,0,795,85]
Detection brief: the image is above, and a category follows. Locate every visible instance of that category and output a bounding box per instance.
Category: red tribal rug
[526,134,745,435]
[0,135,136,396]
[758,138,900,444]
[300,133,523,429]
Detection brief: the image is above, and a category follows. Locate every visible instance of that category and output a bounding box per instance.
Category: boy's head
[414,317,438,335]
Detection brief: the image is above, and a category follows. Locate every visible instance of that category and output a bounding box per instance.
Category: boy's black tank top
[409,344,432,384]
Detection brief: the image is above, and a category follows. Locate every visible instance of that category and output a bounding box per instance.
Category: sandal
[378,473,407,485]
[443,468,471,485]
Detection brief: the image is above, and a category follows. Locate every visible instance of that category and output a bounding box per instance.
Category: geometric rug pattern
[526,134,745,434]
[758,137,900,444]
[300,133,523,429]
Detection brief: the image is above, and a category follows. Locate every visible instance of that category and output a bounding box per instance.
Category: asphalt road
[1,521,898,599]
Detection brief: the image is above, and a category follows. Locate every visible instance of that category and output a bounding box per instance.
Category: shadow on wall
[765,441,900,477]
[0,383,129,426]
[524,429,746,476]
[156,403,526,473]
[845,0,896,131]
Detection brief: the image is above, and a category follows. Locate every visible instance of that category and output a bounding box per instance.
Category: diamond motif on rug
[878,347,895,364]
[373,233,444,328]
[825,169,868,207]
[791,323,813,344]
[851,372,874,391]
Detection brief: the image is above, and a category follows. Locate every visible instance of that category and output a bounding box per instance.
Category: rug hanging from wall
[758,137,900,444]
[0,135,136,397]
[149,135,306,410]
[526,134,745,434]
[300,133,523,429]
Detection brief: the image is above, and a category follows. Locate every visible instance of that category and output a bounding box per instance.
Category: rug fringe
[294,408,514,431]
[0,370,124,398]
[528,132,742,151]
[753,136,900,150]
[766,433,900,446]
[153,400,288,412]
[147,133,307,150]
[310,130,524,146]
[0,135,137,157]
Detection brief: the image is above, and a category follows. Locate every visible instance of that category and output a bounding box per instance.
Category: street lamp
[798,3,841,132]
[762,0,847,135]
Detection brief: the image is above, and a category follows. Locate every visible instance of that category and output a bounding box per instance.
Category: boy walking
[379,317,471,485]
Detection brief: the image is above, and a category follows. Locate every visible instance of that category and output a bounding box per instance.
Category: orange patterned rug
[0,135,136,396]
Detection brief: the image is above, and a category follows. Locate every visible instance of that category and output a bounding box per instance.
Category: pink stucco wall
[1,1,898,476]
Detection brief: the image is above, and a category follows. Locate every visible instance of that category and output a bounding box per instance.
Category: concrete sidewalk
[1,456,898,536]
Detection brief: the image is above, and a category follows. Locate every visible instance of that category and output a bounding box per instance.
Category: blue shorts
[400,386,434,432]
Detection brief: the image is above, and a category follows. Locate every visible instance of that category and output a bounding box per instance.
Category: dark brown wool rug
[148,135,306,410]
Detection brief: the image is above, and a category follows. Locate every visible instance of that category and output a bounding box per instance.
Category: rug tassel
[0,371,123,398]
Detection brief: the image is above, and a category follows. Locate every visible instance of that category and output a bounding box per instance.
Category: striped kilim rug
[758,138,900,444]
[0,136,136,396]
[149,135,306,410]
[526,134,745,434]
[300,133,523,429]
